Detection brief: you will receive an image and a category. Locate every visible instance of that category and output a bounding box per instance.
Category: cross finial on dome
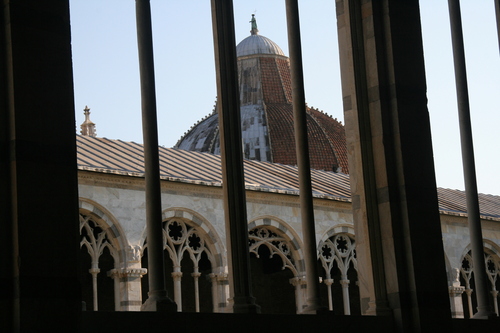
[250,14,259,35]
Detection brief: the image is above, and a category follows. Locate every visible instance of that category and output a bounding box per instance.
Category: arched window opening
[460,249,500,317]
[460,252,476,318]
[318,233,357,315]
[485,252,500,315]
[248,226,297,314]
[79,213,118,311]
[142,217,217,312]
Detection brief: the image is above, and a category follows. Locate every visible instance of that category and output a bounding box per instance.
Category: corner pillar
[290,276,307,313]
[336,0,452,331]
[448,267,465,318]
[109,268,147,311]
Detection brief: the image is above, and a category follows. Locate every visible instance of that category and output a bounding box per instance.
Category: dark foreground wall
[1,1,81,332]
[81,312,500,333]
[82,312,394,333]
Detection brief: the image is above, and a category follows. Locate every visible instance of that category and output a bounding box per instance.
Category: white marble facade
[77,170,500,316]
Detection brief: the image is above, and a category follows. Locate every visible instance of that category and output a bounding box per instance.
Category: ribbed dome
[175,15,348,173]
[236,34,285,57]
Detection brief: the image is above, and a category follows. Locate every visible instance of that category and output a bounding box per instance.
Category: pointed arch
[78,198,127,311]
[317,226,358,315]
[79,198,127,257]
[160,207,226,271]
[459,240,500,317]
[247,216,303,314]
[140,207,226,313]
[248,216,305,275]
[318,225,357,278]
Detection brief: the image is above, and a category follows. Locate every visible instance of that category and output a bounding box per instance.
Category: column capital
[108,268,148,278]
[216,273,228,282]
[171,271,183,280]
[448,285,465,297]
[340,279,350,286]
[289,276,307,287]
[89,268,100,275]
[323,278,334,286]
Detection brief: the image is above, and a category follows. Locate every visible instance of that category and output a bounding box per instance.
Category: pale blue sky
[70,1,499,195]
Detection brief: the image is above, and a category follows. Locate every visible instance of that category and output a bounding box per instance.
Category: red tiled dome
[175,22,348,174]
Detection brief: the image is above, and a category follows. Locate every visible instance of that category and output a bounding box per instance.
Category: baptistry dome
[175,15,349,174]
[237,15,284,57]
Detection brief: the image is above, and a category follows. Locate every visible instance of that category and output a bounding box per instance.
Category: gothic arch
[319,224,355,244]
[459,240,500,272]
[318,227,357,279]
[247,216,303,314]
[317,226,358,314]
[140,207,227,312]
[459,240,500,317]
[318,224,357,279]
[78,198,127,311]
[248,216,305,275]
[79,198,127,258]
[484,239,500,257]
[161,207,226,271]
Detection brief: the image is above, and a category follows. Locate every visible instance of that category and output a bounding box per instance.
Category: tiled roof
[77,135,500,220]
[437,188,500,220]
[77,135,350,200]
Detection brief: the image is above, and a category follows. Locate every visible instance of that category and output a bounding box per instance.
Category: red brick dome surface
[175,28,348,174]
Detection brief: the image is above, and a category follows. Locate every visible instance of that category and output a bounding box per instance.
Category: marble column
[89,267,100,311]
[340,279,351,315]
[323,278,334,311]
[192,272,201,312]
[465,288,474,318]
[209,273,219,312]
[491,290,499,316]
[171,271,183,311]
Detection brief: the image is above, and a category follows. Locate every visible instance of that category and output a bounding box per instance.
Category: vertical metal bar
[495,0,500,54]
[285,0,324,313]
[448,0,496,319]
[135,0,175,311]
[210,0,260,313]
[2,3,19,329]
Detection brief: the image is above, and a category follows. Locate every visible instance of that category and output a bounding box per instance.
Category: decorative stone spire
[250,14,259,35]
[80,106,96,137]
